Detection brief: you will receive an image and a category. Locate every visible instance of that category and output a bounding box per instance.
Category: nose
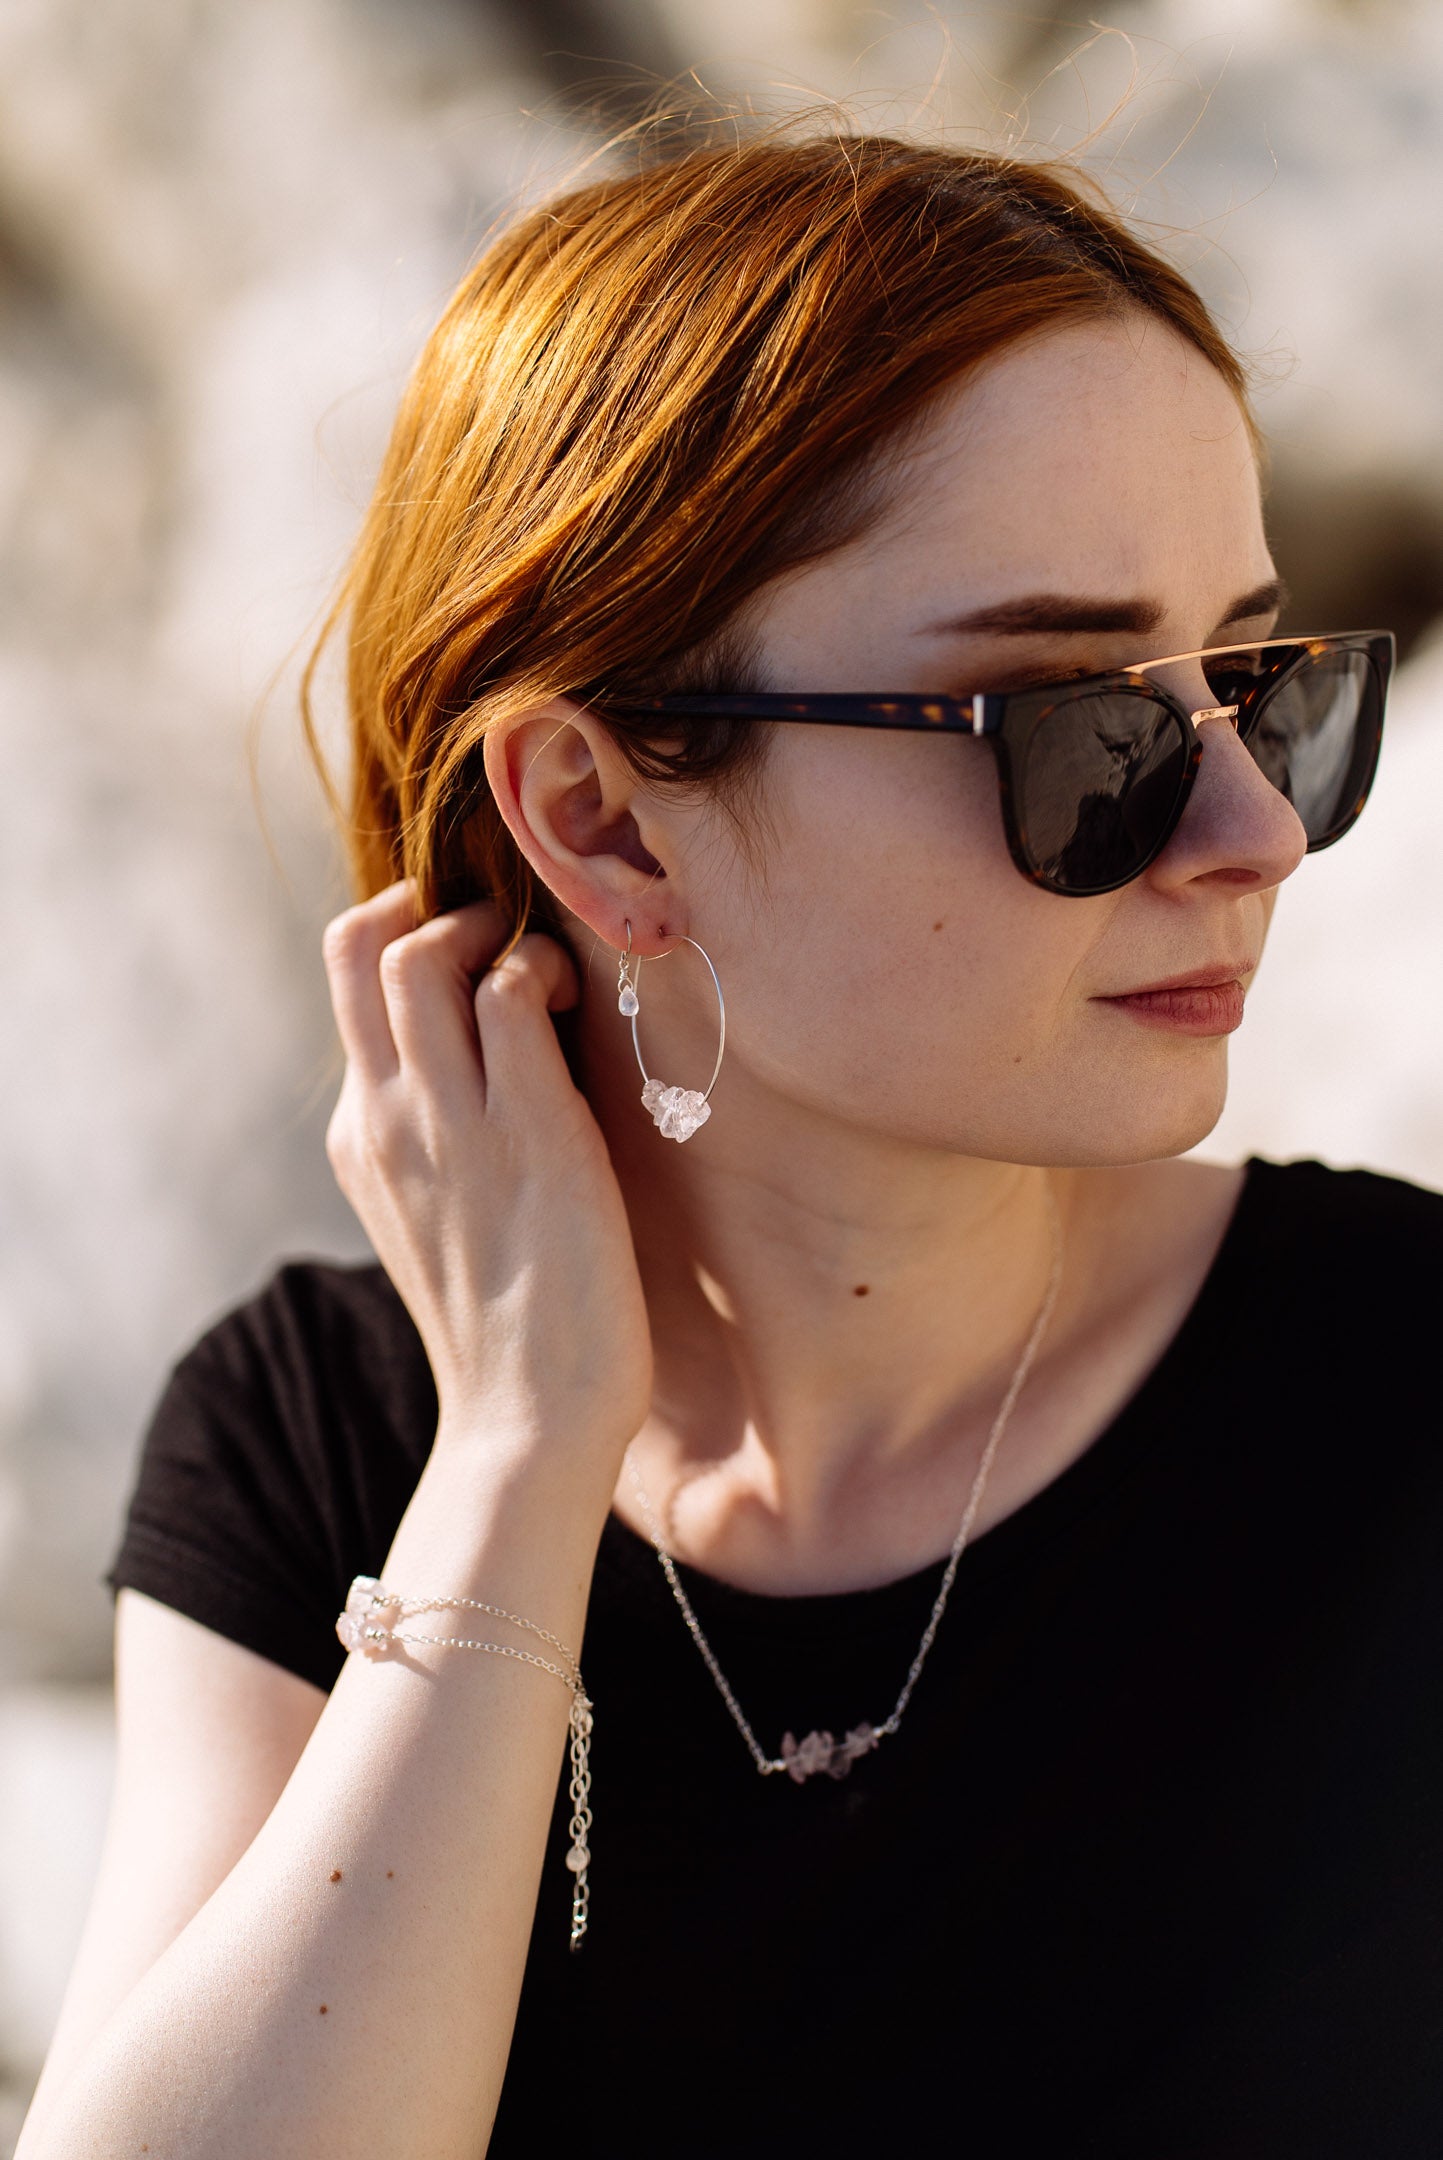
[1147,694,1308,895]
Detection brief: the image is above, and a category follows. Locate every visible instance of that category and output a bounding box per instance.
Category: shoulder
[1219,1157,1440,1436]
[106,1256,438,1693]
[170,1254,433,1441]
[1234,1154,1442,1296]
[160,1252,439,1555]
[1228,1158,1443,1558]
[177,1250,411,1365]
[1082,1153,1439,1359]
[1113,1154,1440,1434]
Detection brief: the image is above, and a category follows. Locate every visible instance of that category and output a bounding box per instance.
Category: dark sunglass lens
[1019,691,1189,893]
[1243,649,1380,845]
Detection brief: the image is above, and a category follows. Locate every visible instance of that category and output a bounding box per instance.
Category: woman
[19,129,1439,2157]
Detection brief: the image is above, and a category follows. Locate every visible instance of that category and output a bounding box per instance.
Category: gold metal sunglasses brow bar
[601,632,1394,735]
[1061,632,1347,736]
[961,631,1287,735]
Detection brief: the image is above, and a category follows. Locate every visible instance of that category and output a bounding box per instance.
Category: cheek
[729,734,1104,1115]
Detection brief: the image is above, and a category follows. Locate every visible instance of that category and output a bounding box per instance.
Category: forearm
[22,1443,608,2160]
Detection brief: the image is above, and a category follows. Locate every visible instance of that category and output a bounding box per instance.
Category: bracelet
[335,1574,594,1951]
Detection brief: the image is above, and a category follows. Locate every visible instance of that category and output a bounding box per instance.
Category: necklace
[625,1183,1064,1783]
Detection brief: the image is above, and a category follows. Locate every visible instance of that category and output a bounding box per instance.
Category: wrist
[378,1444,608,1686]
[423,1419,621,1536]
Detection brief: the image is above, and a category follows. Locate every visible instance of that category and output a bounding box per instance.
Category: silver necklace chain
[625,1184,1065,1783]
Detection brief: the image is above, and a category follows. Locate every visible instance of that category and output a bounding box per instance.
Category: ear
[482,699,687,955]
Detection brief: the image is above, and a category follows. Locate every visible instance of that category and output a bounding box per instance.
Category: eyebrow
[920,575,1290,639]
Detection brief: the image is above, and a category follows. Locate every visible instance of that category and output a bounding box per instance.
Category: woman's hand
[321,879,652,1491]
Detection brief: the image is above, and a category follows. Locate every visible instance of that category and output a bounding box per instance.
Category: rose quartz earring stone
[641,1079,711,1142]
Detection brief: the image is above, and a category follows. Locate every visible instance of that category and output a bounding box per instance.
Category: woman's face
[662,311,1306,1167]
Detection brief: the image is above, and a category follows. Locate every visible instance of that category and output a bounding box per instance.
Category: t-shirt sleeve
[102,1260,431,1694]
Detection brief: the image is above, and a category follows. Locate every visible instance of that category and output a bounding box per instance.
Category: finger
[471,934,585,1112]
[378,899,529,1089]
[320,880,419,1081]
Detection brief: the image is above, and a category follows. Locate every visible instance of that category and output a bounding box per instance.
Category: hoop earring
[616,920,725,1143]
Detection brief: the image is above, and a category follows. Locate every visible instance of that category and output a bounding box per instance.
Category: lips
[1096,964,1254,1037]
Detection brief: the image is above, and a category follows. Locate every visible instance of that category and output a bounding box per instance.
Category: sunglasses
[601,630,1395,898]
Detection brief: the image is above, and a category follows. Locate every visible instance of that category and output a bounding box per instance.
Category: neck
[574,985,1076,1549]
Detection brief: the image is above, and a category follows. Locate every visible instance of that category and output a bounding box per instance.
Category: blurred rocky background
[2,0,1440,2139]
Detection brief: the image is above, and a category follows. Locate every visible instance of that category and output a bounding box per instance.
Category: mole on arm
[329,1869,343,1882]
[319,2004,329,2014]
[853,1284,871,1297]
[387,1868,395,1878]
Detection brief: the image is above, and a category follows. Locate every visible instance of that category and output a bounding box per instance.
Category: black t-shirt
[104,1157,1443,2157]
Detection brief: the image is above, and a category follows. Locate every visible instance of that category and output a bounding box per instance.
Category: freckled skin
[527,313,1302,1185]
[655,314,1305,1168]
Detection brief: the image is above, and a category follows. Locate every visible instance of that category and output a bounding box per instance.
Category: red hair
[304,128,1260,935]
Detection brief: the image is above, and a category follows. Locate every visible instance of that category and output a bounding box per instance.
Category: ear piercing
[616,920,726,1142]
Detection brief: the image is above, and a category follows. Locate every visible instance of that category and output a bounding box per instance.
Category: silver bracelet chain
[336,1576,594,1949]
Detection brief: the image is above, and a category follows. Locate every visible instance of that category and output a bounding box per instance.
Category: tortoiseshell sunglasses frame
[597,630,1395,897]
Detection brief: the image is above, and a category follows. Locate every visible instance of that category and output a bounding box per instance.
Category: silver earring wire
[617,919,726,1142]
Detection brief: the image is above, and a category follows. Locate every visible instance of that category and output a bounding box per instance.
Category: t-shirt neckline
[598,1156,1268,1633]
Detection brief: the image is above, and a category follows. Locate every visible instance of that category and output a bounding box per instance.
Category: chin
[994,1047,1233,1169]
[1083,1061,1232,1166]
